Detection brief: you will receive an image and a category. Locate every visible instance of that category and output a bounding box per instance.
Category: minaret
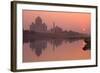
[53,22,56,33]
[53,22,55,28]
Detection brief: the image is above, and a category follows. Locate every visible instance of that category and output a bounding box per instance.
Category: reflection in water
[23,38,91,58]
[30,40,47,56]
[49,39,63,50]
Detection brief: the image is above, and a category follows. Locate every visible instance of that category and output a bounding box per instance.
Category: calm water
[23,39,91,62]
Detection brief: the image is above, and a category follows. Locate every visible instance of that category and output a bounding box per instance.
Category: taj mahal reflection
[24,38,90,57]
[30,40,47,56]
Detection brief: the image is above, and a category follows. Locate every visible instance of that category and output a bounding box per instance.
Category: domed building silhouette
[30,16,47,32]
[30,40,47,56]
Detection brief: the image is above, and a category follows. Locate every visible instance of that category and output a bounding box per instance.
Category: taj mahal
[30,16,47,32]
[30,16,63,33]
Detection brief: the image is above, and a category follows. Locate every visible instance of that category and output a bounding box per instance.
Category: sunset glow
[23,10,91,62]
[23,10,91,34]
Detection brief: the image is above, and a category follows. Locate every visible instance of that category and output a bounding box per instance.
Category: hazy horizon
[23,10,91,34]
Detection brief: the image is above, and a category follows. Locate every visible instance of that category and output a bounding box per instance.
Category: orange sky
[23,10,91,34]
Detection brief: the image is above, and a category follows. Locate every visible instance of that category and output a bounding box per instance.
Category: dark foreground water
[23,39,91,62]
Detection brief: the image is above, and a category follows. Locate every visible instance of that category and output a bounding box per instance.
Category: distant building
[30,16,47,32]
[50,22,63,33]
